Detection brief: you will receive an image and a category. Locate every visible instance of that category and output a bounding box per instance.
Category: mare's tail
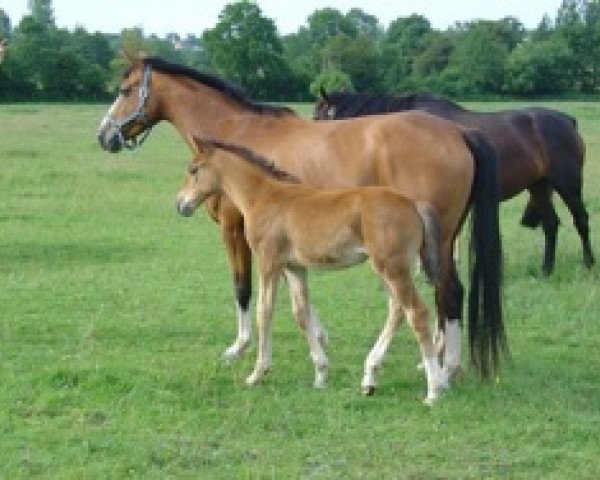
[463,129,507,378]
[416,202,442,286]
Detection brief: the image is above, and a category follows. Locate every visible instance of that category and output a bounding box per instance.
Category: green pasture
[1,102,599,478]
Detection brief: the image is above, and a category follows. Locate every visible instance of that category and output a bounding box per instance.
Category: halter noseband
[108,64,154,150]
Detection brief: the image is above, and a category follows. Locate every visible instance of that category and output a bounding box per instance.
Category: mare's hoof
[584,254,595,269]
[362,385,376,396]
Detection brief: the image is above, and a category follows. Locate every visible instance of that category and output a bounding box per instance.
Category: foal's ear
[188,132,212,156]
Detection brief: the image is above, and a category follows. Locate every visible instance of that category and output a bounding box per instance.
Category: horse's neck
[213,154,284,217]
[159,77,250,140]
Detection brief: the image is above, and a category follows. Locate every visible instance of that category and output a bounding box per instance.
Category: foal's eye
[189,165,199,175]
[120,86,133,97]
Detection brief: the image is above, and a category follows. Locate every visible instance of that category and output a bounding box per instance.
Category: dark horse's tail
[463,129,507,377]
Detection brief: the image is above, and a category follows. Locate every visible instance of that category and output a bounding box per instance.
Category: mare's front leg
[215,199,253,361]
[284,268,329,388]
[246,266,280,386]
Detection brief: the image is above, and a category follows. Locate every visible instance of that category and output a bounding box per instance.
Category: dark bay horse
[97,55,505,377]
[314,89,594,275]
[177,135,448,403]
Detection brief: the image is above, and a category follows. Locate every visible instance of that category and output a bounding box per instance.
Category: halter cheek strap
[108,64,154,151]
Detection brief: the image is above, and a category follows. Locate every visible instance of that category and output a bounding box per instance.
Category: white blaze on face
[98,95,122,132]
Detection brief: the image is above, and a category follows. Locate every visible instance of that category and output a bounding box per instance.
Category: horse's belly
[289,245,368,270]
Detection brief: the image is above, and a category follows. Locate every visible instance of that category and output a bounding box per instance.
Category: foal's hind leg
[363,267,447,403]
[285,268,329,388]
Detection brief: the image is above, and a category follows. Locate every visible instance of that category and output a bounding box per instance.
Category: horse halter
[107,64,154,150]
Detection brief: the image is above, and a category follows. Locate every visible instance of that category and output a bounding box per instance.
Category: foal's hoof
[245,369,268,386]
[423,395,439,407]
[362,385,376,396]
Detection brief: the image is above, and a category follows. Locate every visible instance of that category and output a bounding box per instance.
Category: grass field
[1,101,599,478]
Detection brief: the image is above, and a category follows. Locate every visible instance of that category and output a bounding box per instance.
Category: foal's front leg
[246,268,280,386]
[284,268,329,388]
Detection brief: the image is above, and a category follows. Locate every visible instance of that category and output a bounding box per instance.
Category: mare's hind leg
[555,187,595,269]
[284,268,329,388]
[521,182,560,275]
[435,244,464,380]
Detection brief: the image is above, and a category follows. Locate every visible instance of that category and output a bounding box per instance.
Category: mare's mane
[124,56,295,117]
[204,139,300,184]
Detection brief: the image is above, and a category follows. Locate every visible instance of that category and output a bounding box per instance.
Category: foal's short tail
[416,202,442,286]
[463,129,508,378]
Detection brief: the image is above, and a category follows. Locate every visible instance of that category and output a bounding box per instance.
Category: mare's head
[98,51,160,153]
[177,134,220,217]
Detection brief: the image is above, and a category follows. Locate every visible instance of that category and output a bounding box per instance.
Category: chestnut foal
[177,135,448,404]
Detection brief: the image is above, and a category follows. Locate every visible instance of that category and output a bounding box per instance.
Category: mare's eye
[189,165,199,175]
[120,86,133,97]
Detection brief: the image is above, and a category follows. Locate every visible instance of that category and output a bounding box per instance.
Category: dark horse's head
[313,87,338,120]
[98,52,160,153]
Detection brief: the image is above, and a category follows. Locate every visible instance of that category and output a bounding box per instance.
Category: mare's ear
[120,49,144,67]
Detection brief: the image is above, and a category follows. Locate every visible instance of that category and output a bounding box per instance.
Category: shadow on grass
[0,241,152,266]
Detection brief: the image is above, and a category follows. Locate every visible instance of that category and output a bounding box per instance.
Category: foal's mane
[125,57,295,117]
[205,139,300,184]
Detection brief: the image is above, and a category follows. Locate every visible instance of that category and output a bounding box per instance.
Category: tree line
[1,0,600,102]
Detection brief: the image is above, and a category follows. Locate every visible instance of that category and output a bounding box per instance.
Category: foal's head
[177,135,220,217]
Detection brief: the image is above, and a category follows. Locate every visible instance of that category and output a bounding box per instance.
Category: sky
[2,1,564,37]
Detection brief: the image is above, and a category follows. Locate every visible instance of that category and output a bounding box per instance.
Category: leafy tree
[27,0,54,29]
[346,8,383,41]
[504,37,574,94]
[306,8,357,47]
[446,21,510,94]
[309,67,353,97]
[555,0,600,92]
[380,14,432,91]
[0,9,11,39]
[412,31,454,79]
[321,32,381,92]
[203,1,294,100]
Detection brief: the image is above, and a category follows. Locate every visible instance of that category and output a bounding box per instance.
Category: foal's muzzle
[176,196,197,217]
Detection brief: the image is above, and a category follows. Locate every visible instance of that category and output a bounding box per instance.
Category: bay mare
[177,135,448,403]
[314,89,594,275]
[97,55,505,377]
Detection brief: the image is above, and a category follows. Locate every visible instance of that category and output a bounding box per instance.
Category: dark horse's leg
[556,186,595,269]
[521,181,560,275]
